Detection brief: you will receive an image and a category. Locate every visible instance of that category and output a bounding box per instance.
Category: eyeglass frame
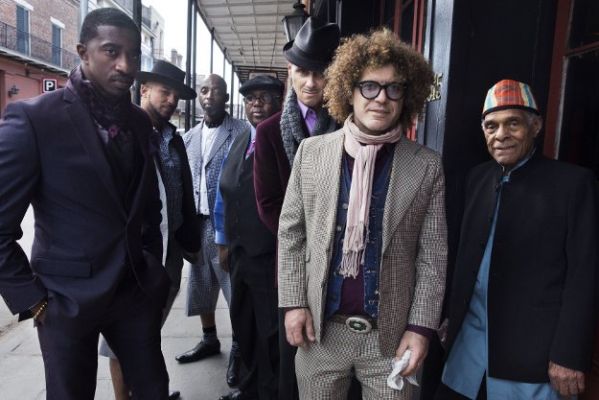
[243,92,281,105]
[355,80,407,101]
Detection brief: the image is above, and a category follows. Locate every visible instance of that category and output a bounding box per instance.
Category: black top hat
[239,75,285,97]
[136,60,197,100]
[283,17,340,73]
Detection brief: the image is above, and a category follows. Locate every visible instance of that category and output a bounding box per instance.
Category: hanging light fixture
[282,0,308,42]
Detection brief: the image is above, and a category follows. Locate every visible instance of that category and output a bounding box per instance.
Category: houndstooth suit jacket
[183,113,249,221]
[278,130,448,357]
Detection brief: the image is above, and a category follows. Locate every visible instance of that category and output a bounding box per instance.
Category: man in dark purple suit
[0,8,170,399]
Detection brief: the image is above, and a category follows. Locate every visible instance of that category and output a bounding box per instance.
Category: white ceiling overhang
[195,0,296,83]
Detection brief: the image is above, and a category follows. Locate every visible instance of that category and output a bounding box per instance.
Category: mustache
[110,73,134,83]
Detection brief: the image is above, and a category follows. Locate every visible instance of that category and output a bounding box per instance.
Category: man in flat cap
[214,75,284,400]
[99,60,201,400]
[252,17,341,400]
[438,79,598,399]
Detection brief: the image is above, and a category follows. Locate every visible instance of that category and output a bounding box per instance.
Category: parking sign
[43,79,57,92]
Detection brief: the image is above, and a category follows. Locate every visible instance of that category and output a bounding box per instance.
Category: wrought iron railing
[0,20,79,70]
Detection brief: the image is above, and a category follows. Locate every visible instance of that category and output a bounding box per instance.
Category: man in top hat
[98,60,201,400]
[0,8,170,399]
[438,79,597,399]
[214,75,284,400]
[252,17,341,400]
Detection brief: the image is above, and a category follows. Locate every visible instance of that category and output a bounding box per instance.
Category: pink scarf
[339,116,403,278]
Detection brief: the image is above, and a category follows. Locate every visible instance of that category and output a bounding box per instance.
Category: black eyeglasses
[243,93,280,104]
[355,81,406,101]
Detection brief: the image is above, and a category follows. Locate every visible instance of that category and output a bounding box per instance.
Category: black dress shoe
[226,349,241,387]
[175,340,221,363]
[168,390,181,400]
[218,389,256,400]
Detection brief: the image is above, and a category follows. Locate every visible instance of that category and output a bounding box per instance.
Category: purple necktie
[245,138,255,159]
[305,108,317,135]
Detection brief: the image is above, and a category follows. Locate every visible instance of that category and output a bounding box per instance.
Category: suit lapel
[172,133,187,161]
[318,134,344,257]
[205,117,231,165]
[127,117,150,220]
[381,138,426,254]
[64,88,125,217]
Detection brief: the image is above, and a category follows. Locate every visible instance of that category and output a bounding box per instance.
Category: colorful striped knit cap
[482,79,539,117]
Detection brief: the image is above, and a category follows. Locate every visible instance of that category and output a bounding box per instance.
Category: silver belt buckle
[345,316,372,334]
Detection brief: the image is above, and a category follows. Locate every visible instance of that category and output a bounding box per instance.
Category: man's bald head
[204,74,227,91]
[199,74,229,121]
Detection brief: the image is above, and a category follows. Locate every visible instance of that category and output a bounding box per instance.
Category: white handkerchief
[386,350,420,391]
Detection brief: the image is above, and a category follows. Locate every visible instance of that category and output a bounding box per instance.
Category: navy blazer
[0,86,169,320]
[446,153,598,382]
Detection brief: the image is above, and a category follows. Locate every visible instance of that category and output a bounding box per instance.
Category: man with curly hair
[277,28,447,399]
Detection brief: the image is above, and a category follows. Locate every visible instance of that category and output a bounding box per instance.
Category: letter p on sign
[43,79,57,92]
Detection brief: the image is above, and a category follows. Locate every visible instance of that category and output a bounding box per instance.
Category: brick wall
[29,0,79,52]
[0,0,17,27]
[0,1,78,51]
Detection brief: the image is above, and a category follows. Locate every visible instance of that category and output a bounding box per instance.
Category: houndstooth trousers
[295,322,415,400]
[186,215,231,315]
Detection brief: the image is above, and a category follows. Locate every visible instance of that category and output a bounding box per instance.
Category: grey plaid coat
[277,130,448,357]
[183,114,249,219]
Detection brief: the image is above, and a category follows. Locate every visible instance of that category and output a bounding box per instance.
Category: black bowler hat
[283,17,340,73]
[136,60,197,100]
[239,75,284,97]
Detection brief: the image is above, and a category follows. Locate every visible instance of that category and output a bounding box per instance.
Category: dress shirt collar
[297,99,318,134]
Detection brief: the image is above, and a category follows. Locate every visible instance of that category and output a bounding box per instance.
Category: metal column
[132,0,142,105]
[229,62,234,116]
[210,28,215,74]
[191,3,197,126]
[185,0,193,131]
[78,0,88,31]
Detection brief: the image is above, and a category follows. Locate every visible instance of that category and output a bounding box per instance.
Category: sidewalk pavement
[0,263,234,400]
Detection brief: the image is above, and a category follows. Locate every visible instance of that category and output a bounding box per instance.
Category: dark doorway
[559,50,599,179]
[546,0,599,179]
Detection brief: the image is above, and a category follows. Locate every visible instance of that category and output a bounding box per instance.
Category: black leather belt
[330,314,377,333]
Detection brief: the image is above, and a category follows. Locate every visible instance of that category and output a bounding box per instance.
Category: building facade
[0,0,79,114]
[307,1,598,398]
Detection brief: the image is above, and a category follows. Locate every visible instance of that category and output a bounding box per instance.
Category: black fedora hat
[283,17,340,73]
[239,75,284,97]
[136,60,197,100]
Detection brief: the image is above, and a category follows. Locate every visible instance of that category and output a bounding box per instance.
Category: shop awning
[195,0,294,82]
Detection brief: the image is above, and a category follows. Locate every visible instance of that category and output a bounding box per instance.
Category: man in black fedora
[252,17,368,400]
[99,60,201,400]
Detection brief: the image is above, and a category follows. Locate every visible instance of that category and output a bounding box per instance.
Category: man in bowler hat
[214,75,284,400]
[99,60,201,400]
[252,17,358,400]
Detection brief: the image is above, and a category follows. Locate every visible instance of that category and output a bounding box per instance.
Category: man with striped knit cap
[438,79,598,399]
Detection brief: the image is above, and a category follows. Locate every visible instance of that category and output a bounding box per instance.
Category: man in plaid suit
[177,74,249,387]
[277,29,447,399]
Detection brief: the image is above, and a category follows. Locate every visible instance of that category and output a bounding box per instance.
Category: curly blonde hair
[324,28,434,130]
